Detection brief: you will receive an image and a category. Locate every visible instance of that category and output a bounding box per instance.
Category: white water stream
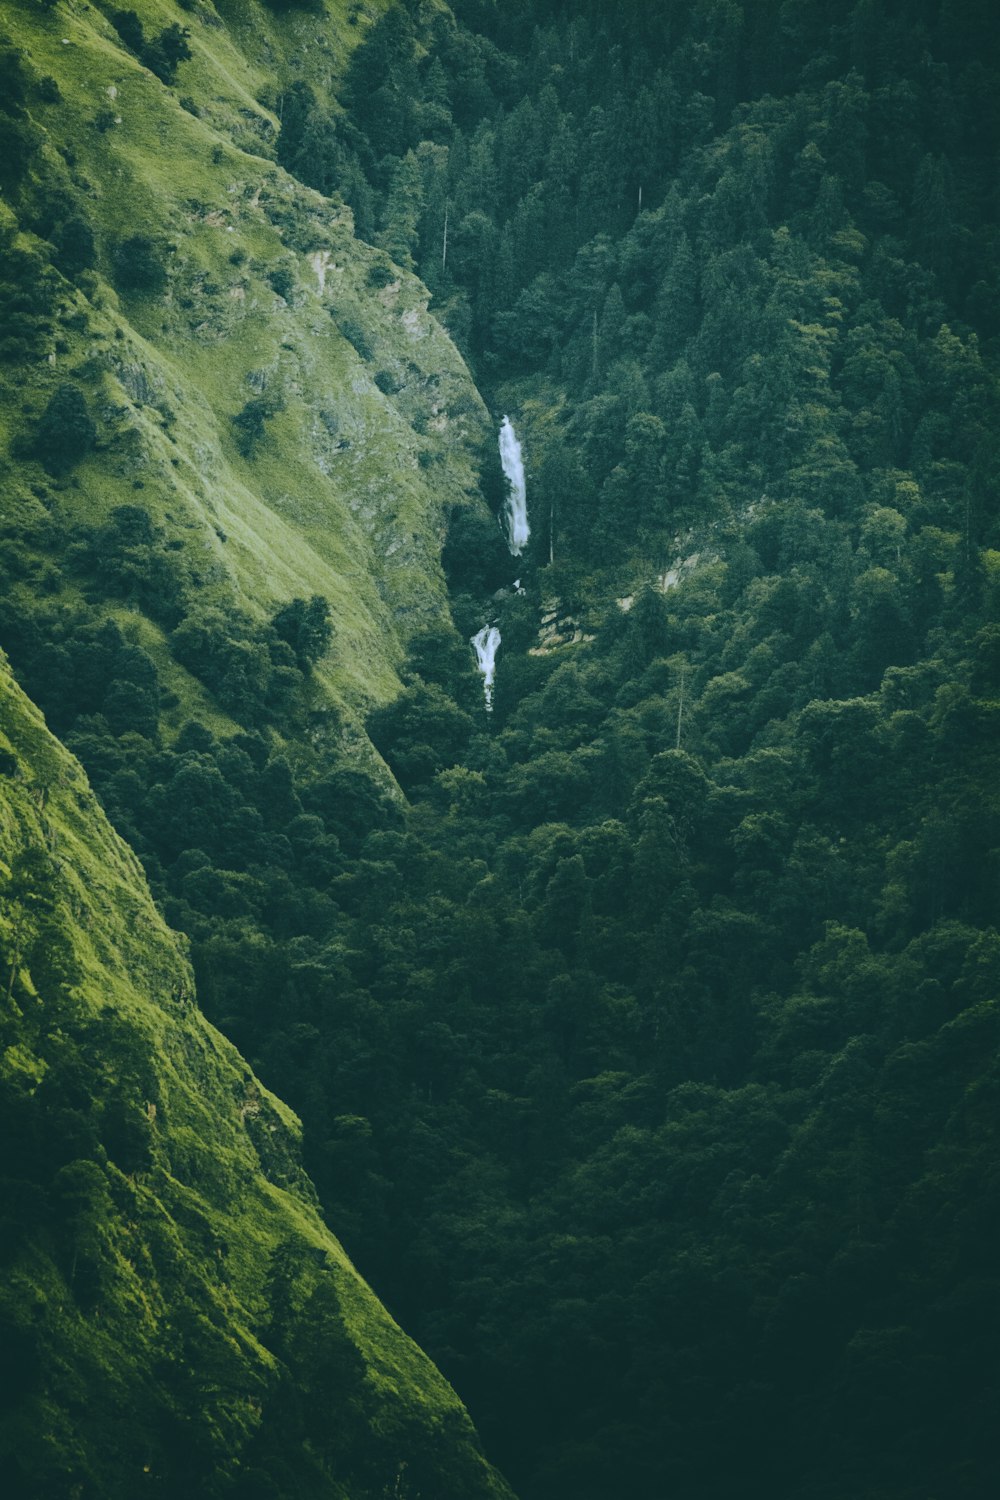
[471,624,501,712]
[471,420,529,709]
[499,416,529,556]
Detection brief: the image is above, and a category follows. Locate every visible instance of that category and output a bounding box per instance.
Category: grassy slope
[0,651,513,1496]
[0,2,512,1492]
[1,0,488,736]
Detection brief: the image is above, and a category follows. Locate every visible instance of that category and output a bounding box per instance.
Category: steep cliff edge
[0,653,513,1496]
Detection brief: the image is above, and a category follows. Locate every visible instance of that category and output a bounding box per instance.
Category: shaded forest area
[2,1,999,1497]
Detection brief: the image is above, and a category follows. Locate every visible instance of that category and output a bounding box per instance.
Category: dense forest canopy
[2,0,999,1496]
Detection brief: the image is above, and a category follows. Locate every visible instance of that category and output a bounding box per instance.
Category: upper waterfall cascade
[499,417,529,556]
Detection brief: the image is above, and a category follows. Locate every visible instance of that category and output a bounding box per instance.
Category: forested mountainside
[0,656,513,1500]
[0,0,514,1494]
[2,0,999,1498]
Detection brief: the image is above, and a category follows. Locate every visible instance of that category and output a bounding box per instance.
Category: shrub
[268,265,295,299]
[110,10,145,55]
[337,316,373,360]
[0,114,40,194]
[112,234,168,293]
[233,394,283,458]
[52,217,96,278]
[111,11,193,86]
[32,383,96,475]
[271,596,333,670]
[141,24,192,86]
[0,244,58,360]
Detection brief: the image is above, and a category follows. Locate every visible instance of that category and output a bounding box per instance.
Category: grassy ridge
[0,651,513,1496]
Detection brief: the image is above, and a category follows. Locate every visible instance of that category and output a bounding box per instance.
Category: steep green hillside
[4,1,1000,1498]
[0,0,490,734]
[0,651,514,1499]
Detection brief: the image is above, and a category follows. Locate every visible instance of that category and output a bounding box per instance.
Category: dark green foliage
[0,604,161,740]
[0,49,42,194]
[141,23,191,85]
[337,316,373,361]
[0,47,28,114]
[275,82,375,225]
[275,81,319,174]
[267,263,295,299]
[31,382,96,475]
[0,668,513,1500]
[0,242,58,362]
[110,10,144,56]
[233,393,284,457]
[368,678,477,791]
[141,21,190,84]
[223,5,1000,1498]
[442,502,510,596]
[170,607,300,722]
[51,215,96,277]
[111,11,192,85]
[67,504,187,625]
[0,116,39,195]
[111,233,168,293]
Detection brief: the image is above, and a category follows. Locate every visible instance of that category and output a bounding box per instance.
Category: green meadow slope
[0,651,513,1497]
[0,0,489,736]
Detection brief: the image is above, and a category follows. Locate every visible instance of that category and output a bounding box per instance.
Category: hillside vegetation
[0,650,514,1496]
[0,0,491,732]
[2,1,999,1499]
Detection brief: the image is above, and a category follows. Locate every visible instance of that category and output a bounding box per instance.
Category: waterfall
[470,419,525,710]
[499,416,529,556]
[471,624,501,712]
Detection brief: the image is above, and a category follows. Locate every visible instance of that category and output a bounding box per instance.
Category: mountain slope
[0,0,490,737]
[0,650,513,1498]
[4,2,999,1498]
